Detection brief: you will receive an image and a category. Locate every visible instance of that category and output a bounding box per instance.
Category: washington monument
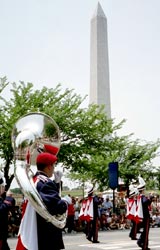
[89,2,111,119]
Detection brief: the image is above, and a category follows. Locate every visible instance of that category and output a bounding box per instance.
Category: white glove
[54,170,63,183]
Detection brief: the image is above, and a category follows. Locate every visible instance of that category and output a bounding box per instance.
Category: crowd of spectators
[63,193,160,233]
[61,194,130,233]
[6,191,160,237]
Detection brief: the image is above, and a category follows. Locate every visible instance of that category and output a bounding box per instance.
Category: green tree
[0,77,160,191]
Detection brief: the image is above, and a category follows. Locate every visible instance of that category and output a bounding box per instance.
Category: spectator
[102,197,113,216]
[74,197,81,232]
[109,213,119,230]
[66,196,75,233]
[151,212,160,228]
[5,190,17,237]
[5,191,16,207]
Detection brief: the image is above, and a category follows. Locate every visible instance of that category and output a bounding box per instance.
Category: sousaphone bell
[11,112,67,228]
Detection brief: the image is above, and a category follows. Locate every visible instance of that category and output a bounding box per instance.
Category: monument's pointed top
[92,2,106,19]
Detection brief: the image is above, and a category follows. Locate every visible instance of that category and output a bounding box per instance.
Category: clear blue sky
[1,0,160,143]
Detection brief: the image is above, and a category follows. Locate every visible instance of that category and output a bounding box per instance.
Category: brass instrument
[11,112,67,229]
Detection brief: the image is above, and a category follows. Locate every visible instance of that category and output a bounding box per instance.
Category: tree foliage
[0,77,160,191]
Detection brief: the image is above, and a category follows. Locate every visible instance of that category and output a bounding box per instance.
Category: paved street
[8,227,160,250]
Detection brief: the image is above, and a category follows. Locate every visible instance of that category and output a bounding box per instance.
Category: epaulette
[34,174,48,186]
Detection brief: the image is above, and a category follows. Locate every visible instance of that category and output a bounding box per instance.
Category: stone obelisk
[89,2,111,119]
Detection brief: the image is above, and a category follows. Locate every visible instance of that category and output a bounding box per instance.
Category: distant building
[89,2,111,119]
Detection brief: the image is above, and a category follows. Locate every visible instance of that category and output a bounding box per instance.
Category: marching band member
[137,176,153,250]
[79,185,101,243]
[127,184,139,240]
[16,152,68,250]
[0,171,14,250]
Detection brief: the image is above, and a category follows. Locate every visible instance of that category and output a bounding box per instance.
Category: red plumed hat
[44,144,59,155]
[36,152,57,166]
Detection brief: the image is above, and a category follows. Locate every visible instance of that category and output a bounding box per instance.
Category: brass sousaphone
[11,112,67,228]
